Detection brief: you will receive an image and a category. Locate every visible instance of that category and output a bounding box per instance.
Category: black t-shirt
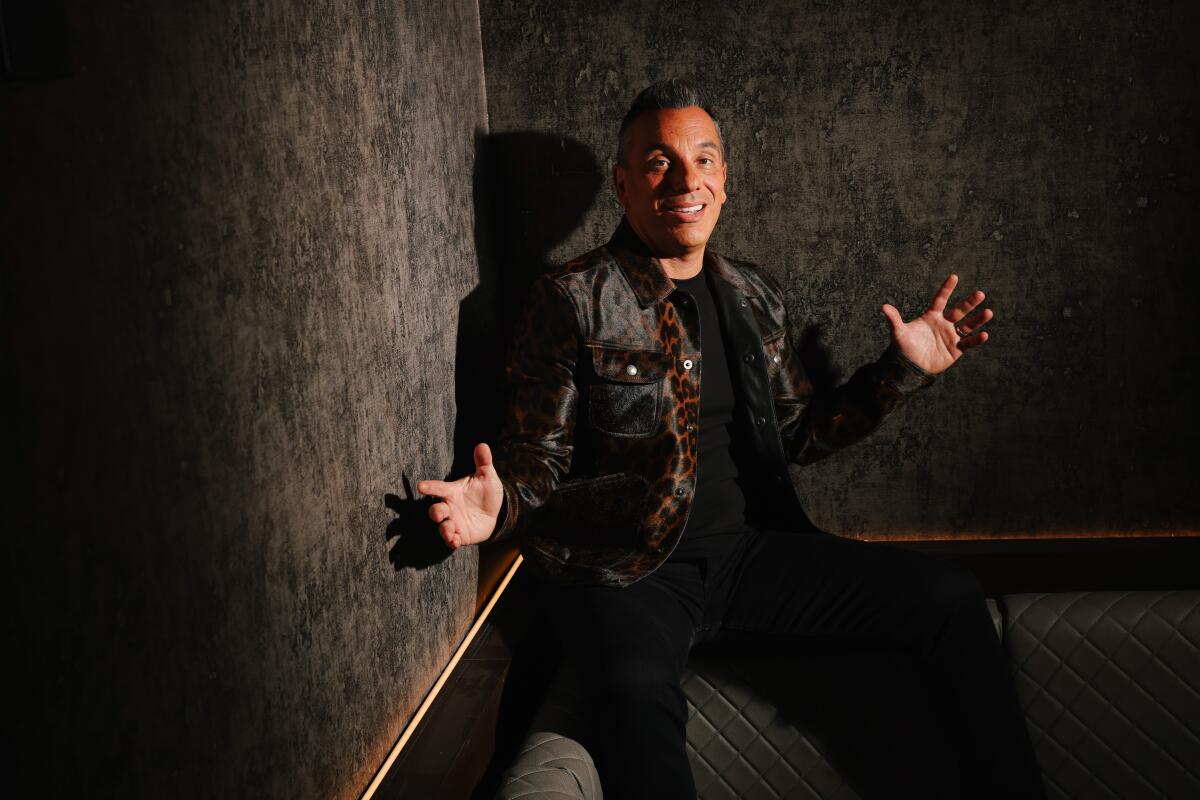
[667,267,748,560]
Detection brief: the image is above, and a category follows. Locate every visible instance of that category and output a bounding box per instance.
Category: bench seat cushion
[496,730,603,800]
[498,592,1199,799]
[1004,590,1200,799]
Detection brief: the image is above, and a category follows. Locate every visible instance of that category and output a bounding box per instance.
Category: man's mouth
[662,203,706,220]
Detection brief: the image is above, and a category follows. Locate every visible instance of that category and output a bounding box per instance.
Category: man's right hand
[416,442,505,549]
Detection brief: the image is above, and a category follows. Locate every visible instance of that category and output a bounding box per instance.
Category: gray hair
[615,78,725,167]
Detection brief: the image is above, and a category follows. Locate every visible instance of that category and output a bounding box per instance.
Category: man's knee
[600,651,683,709]
[929,558,985,606]
[904,554,989,628]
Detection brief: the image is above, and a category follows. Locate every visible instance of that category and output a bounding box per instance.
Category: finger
[880,303,904,333]
[955,307,993,335]
[957,330,989,350]
[474,442,494,475]
[945,290,986,323]
[927,273,959,313]
[439,518,458,547]
[427,502,451,524]
[416,479,455,498]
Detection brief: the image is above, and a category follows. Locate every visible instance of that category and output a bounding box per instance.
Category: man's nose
[667,160,702,195]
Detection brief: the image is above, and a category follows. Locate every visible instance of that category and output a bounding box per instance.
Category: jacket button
[755,416,767,425]
[674,487,685,497]
[625,364,638,376]
[773,353,782,364]
[739,298,748,308]
[682,358,694,370]
[560,546,571,559]
[744,353,756,364]
[685,422,696,432]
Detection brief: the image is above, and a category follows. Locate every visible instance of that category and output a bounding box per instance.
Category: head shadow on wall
[386,132,601,573]
[453,131,603,476]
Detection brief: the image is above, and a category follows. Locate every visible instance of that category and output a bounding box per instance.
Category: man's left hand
[880,273,992,375]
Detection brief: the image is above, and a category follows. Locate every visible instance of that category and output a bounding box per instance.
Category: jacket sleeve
[766,280,937,466]
[488,275,582,542]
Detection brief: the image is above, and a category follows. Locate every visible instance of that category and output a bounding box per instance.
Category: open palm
[416,443,505,549]
[880,274,993,375]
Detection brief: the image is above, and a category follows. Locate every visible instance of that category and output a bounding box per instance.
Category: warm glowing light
[851,530,1198,542]
[359,554,525,800]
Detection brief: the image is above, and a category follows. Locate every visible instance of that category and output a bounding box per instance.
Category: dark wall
[480,0,1200,537]
[8,1,492,796]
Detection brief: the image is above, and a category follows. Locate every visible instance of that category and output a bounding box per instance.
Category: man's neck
[657,250,705,280]
[612,215,707,280]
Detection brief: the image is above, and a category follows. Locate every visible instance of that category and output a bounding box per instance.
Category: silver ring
[954,322,968,338]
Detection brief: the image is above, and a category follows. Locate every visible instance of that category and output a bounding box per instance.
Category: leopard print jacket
[490,218,935,587]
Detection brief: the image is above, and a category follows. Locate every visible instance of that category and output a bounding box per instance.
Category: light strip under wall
[359,553,524,800]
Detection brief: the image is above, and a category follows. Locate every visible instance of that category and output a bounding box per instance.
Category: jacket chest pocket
[586,344,673,438]
[763,326,811,402]
[761,330,803,400]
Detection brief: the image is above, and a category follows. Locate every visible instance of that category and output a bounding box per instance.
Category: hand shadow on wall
[384,477,444,570]
[386,131,602,575]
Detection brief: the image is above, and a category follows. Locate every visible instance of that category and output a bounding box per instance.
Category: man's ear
[612,162,627,208]
[719,160,729,205]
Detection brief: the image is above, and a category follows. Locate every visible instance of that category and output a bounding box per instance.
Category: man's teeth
[670,205,704,213]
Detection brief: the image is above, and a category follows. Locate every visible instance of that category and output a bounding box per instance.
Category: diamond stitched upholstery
[677,598,1002,799]
[499,594,1198,799]
[681,659,861,799]
[496,730,604,800]
[1003,591,1200,800]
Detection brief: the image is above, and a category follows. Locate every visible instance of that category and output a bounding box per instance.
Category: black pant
[538,526,1046,799]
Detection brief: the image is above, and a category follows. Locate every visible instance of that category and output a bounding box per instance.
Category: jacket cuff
[876,343,937,394]
[489,478,518,542]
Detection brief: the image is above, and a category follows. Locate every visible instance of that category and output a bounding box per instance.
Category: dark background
[6,0,1197,796]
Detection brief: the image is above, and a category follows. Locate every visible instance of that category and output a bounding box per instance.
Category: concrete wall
[479,0,1200,537]
[9,1,492,795]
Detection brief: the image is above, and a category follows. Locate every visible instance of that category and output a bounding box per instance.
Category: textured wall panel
[479,0,1199,537]
[8,0,490,796]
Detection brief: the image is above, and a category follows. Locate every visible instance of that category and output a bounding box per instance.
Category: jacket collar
[706,249,761,301]
[605,216,675,308]
[605,216,760,308]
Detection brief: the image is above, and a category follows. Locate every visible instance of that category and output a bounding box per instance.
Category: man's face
[613,106,728,259]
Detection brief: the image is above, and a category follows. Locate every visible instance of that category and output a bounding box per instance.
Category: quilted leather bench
[496,590,1199,799]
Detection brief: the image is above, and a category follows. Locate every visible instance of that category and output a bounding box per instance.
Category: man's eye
[651,159,669,168]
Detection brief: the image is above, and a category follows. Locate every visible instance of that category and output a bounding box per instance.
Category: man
[418,80,1045,799]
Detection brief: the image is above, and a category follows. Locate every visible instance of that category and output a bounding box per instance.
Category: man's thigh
[537,558,706,681]
[691,530,981,798]
[708,527,987,648]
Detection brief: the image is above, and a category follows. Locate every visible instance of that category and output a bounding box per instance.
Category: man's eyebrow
[640,140,723,156]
